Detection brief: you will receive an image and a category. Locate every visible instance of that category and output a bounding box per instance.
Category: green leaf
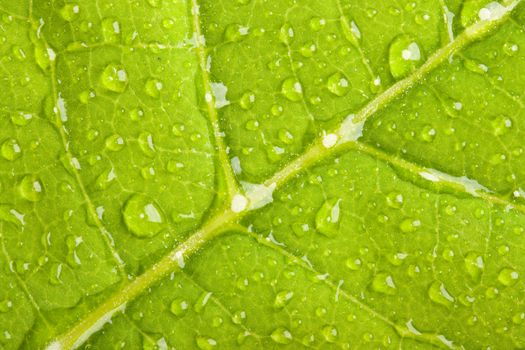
[1,0,525,349]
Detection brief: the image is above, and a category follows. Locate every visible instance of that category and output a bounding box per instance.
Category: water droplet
[503,41,519,56]
[274,290,293,309]
[389,35,422,79]
[327,72,351,97]
[491,115,513,136]
[130,107,145,121]
[300,41,317,57]
[345,257,362,270]
[321,325,338,343]
[463,58,488,75]
[399,218,420,233]
[428,281,455,307]
[146,0,161,7]
[315,198,342,237]
[194,291,212,313]
[101,18,121,43]
[271,327,293,344]
[196,336,217,350]
[224,24,247,42]
[59,3,80,22]
[340,16,361,47]
[239,91,255,110]
[95,168,116,190]
[309,17,326,31]
[123,194,165,238]
[212,316,223,327]
[170,298,189,316]
[271,104,283,116]
[100,63,128,93]
[371,273,397,295]
[464,252,484,282]
[1,139,22,161]
[145,78,163,98]
[19,175,44,202]
[48,263,63,285]
[232,310,246,325]
[279,23,294,45]
[386,192,404,209]
[498,268,519,286]
[281,77,303,102]
[105,134,125,151]
[138,133,156,157]
[278,129,294,145]
[11,112,32,126]
[419,125,436,142]
[162,18,175,29]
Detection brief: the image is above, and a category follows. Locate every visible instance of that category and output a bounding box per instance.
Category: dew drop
[315,198,342,237]
[59,3,80,22]
[170,298,189,316]
[327,72,351,97]
[1,139,22,161]
[279,23,294,45]
[122,194,165,238]
[309,17,326,31]
[95,168,116,190]
[281,77,303,102]
[274,290,294,309]
[498,268,519,286]
[503,41,519,56]
[428,281,455,307]
[11,112,33,126]
[389,35,422,79]
[464,252,484,282]
[271,327,293,344]
[144,78,163,98]
[371,273,397,295]
[463,58,488,75]
[195,336,217,350]
[101,18,121,43]
[194,291,212,313]
[105,134,125,152]
[399,218,420,233]
[278,129,294,145]
[19,175,44,202]
[300,41,317,57]
[100,64,128,93]
[224,23,247,42]
[386,192,404,209]
[340,16,361,47]
[138,133,156,157]
[239,91,255,110]
[491,115,512,136]
[321,325,338,343]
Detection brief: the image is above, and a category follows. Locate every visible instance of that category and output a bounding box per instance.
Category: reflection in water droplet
[389,35,422,79]
[1,139,22,161]
[19,175,44,202]
[271,327,293,344]
[100,64,128,93]
[123,194,165,238]
[281,77,303,102]
[315,198,342,237]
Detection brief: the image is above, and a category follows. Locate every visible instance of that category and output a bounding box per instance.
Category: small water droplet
[281,77,303,102]
[309,17,326,31]
[271,327,293,344]
[371,272,397,295]
[105,134,125,151]
[11,112,33,126]
[463,58,488,75]
[428,281,455,307]
[195,336,217,350]
[239,91,255,110]
[498,268,519,286]
[491,115,513,136]
[122,194,165,238]
[389,35,422,79]
[327,72,351,97]
[279,23,294,45]
[386,192,404,209]
[100,63,128,93]
[59,3,80,22]
[315,198,342,237]
[503,41,519,56]
[224,24,247,42]
[300,41,317,57]
[170,298,189,316]
[1,139,22,161]
[95,168,116,190]
[19,175,44,202]
[274,290,293,309]
[464,252,484,282]
[101,18,121,43]
[278,129,294,145]
[232,310,246,325]
[194,291,212,313]
[144,78,163,98]
[321,325,338,343]
[340,16,361,47]
[138,133,156,157]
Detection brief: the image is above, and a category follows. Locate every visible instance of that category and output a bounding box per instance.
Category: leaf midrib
[45,1,523,348]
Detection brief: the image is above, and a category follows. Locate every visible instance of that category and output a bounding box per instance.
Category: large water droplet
[340,16,361,47]
[428,281,455,307]
[100,64,128,93]
[389,35,422,79]
[371,273,397,295]
[281,77,303,102]
[315,198,342,237]
[327,72,351,96]
[271,327,293,344]
[123,194,165,238]
[1,139,22,161]
[19,175,44,202]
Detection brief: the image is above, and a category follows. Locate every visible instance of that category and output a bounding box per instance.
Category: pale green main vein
[45,2,522,349]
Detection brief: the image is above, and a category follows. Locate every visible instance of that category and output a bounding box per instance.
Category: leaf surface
[1,0,525,349]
